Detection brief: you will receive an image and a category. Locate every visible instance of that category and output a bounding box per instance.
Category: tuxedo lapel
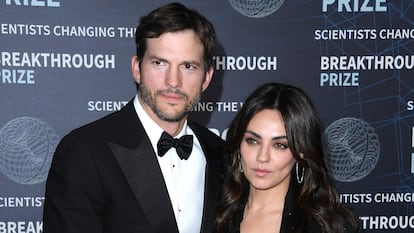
[109,101,179,233]
[190,122,223,233]
[200,154,219,233]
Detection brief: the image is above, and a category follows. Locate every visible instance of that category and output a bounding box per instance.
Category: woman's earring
[296,162,304,184]
[238,153,243,173]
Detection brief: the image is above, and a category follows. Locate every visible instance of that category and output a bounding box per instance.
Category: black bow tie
[157,131,193,160]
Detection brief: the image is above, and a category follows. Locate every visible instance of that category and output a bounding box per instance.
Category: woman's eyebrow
[245,130,287,140]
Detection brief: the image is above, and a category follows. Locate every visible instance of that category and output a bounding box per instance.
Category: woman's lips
[253,168,271,176]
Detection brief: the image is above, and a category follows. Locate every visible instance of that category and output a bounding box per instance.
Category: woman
[216,83,359,233]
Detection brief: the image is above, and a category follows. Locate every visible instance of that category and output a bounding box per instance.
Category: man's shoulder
[71,111,121,136]
[67,101,135,141]
[188,121,223,143]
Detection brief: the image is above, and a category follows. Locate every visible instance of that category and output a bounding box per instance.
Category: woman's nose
[256,146,271,163]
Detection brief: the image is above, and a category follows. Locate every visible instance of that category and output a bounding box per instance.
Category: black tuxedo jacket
[43,100,224,233]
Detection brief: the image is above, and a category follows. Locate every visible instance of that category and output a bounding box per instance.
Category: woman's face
[240,109,296,192]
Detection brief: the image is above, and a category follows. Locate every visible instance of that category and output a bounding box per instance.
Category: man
[43,3,223,233]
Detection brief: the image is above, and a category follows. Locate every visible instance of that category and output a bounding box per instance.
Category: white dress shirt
[134,95,206,233]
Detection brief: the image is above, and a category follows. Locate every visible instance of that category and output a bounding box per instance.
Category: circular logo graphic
[324,117,380,182]
[228,0,285,18]
[0,117,59,185]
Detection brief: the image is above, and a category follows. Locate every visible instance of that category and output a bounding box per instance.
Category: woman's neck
[240,183,290,233]
[245,188,286,214]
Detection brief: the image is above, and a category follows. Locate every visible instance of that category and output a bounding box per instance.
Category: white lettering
[5,0,60,7]
[53,26,116,38]
[216,102,243,112]
[322,0,387,12]
[87,101,128,112]
[360,216,414,230]
[0,221,43,233]
[320,55,414,70]
[320,72,359,86]
[1,69,35,84]
[0,52,116,69]
[213,56,277,71]
[0,197,44,208]
[192,102,214,112]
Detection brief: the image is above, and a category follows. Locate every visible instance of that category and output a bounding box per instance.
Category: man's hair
[135,2,216,70]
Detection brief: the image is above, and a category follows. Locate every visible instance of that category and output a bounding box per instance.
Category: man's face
[132,30,213,123]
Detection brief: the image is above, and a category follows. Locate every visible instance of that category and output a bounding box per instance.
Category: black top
[226,177,358,233]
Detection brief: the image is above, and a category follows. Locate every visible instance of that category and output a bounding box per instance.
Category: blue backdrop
[0,0,413,232]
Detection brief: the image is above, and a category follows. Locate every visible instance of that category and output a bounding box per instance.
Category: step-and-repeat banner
[0,0,413,232]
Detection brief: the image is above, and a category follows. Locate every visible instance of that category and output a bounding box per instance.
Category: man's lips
[163,93,183,100]
[160,92,185,103]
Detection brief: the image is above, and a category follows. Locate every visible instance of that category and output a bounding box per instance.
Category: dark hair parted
[216,83,359,233]
[135,2,216,70]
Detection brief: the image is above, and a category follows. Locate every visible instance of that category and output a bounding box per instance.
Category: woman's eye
[274,142,288,149]
[245,138,257,145]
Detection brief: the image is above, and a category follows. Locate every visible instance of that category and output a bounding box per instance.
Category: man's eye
[153,60,164,65]
[184,64,196,70]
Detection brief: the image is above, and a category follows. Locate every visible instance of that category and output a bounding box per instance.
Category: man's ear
[131,55,140,84]
[201,66,214,92]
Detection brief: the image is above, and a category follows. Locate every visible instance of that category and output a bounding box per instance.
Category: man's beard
[138,82,201,122]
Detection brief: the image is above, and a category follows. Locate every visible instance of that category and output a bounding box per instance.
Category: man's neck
[137,95,187,137]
